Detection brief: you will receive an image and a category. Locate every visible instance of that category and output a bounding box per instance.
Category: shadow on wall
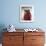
[0,24,7,43]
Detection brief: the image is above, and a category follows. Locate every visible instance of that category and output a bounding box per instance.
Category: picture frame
[20,5,34,22]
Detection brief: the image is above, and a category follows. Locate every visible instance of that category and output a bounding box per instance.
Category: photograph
[20,5,34,22]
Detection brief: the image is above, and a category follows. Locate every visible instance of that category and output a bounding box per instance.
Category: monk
[23,10,32,20]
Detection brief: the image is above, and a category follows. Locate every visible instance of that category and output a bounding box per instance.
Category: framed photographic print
[20,5,34,22]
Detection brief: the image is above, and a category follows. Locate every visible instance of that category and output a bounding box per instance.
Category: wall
[0,0,46,29]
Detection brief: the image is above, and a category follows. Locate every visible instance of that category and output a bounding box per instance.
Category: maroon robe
[24,10,32,20]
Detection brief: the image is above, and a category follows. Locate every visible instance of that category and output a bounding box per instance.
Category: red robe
[24,11,32,20]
